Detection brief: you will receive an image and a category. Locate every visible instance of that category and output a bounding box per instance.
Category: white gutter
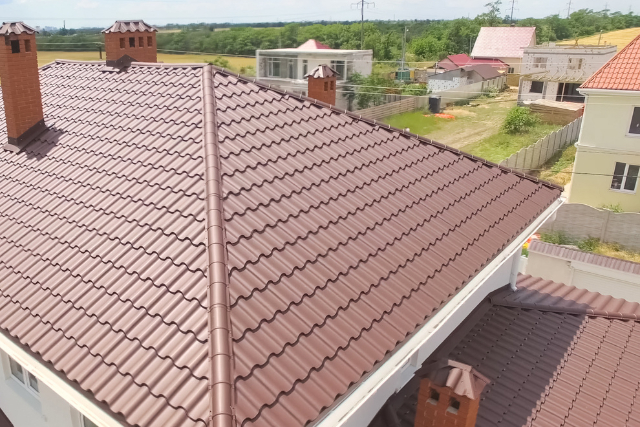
[315,197,564,427]
[0,333,124,427]
[579,88,640,96]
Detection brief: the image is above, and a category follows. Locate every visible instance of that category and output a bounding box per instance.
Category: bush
[539,231,573,246]
[577,237,600,252]
[599,203,623,213]
[481,86,501,98]
[502,106,539,134]
[208,57,231,69]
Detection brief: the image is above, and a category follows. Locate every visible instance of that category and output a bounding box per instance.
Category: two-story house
[568,33,640,212]
[471,26,536,82]
[256,39,372,110]
[518,44,616,104]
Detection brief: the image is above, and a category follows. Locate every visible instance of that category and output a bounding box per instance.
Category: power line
[351,0,375,49]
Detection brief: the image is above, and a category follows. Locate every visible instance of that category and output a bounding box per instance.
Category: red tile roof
[581,33,640,91]
[297,39,331,50]
[0,60,561,427]
[376,274,640,427]
[471,27,536,59]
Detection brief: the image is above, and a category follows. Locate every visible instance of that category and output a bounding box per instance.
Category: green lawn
[384,111,446,135]
[534,144,577,186]
[462,123,562,163]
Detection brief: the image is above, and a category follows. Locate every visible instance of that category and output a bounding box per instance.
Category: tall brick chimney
[102,20,158,66]
[414,360,489,427]
[0,22,46,152]
[305,64,338,106]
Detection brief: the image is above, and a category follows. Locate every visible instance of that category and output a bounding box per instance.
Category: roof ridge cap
[201,64,235,427]
[209,65,562,191]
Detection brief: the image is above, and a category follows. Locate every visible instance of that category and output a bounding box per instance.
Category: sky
[0,0,635,29]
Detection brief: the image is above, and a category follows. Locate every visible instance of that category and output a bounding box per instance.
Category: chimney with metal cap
[103,20,158,66]
[0,22,46,152]
[305,64,338,106]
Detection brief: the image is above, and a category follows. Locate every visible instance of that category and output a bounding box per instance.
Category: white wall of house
[518,45,616,102]
[428,77,467,92]
[526,250,640,302]
[0,349,86,427]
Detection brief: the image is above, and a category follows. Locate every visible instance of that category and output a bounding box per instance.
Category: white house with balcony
[518,43,616,104]
[256,39,373,110]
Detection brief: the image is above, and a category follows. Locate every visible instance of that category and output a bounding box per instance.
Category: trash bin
[428,95,441,114]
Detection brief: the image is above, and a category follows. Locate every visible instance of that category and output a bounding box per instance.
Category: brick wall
[0,33,44,142]
[414,378,480,427]
[104,31,157,63]
[308,77,337,106]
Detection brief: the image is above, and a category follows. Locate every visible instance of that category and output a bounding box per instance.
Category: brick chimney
[414,360,489,427]
[102,20,158,66]
[305,64,338,106]
[0,22,46,152]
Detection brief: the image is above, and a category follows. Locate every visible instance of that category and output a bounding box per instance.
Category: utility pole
[598,29,603,45]
[352,0,375,49]
[509,0,516,24]
[567,0,572,17]
[400,26,408,73]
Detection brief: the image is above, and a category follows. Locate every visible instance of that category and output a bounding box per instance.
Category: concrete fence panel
[500,116,582,173]
[540,203,640,251]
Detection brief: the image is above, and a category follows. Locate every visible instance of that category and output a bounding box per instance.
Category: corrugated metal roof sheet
[0,60,561,427]
[0,22,38,35]
[102,20,157,33]
[377,274,640,427]
[529,240,640,275]
[581,33,640,91]
[471,27,536,59]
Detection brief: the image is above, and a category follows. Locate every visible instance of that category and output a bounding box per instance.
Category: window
[10,40,20,53]
[533,57,548,69]
[611,162,640,192]
[427,389,440,405]
[139,37,144,47]
[330,60,345,79]
[24,39,31,52]
[302,59,308,76]
[82,415,100,427]
[507,67,515,73]
[447,398,460,414]
[629,107,640,135]
[129,37,135,48]
[147,36,153,47]
[119,38,125,49]
[330,80,335,90]
[8,357,39,395]
[530,81,544,93]
[267,57,281,77]
[287,59,294,79]
[568,57,583,70]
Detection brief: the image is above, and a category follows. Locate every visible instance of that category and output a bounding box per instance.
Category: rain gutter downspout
[202,64,235,427]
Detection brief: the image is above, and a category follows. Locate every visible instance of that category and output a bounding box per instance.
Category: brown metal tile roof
[0,22,38,35]
[529,240,640,276]
[304,64,339,78]
[581,33,640,91]
[378,274,640,427]
[102,20,157,33]
[0,61,561,427]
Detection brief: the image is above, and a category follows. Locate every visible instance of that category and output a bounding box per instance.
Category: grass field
[562,27,640,50]
[532,144,577,186]
[36,51,255,72]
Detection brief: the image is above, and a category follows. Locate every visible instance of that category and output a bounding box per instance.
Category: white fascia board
[315,197,565,427]
[0,332,125,427]
[579,88,640,97]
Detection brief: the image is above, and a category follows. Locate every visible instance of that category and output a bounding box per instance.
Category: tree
[477,0,503,27]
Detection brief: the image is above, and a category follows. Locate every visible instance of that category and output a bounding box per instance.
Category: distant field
[562,27,640,50]
[36,51,256,71]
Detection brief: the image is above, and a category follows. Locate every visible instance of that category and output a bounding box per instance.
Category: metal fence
[540,203,640,251]
[499,116,582,173]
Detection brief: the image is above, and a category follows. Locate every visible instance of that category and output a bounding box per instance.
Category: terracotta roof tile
[0,22,37,35]
[0,61,561,427]
[102,20,157,34]
[581,33,640,91]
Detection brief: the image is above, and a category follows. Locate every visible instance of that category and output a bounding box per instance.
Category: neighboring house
[0,21,564,427]
[569,33,640,212]
[427,64,502,92]
[371,274,640,427]
[436,53,508,72]
[525,240,640,301]
[255,39,373,110]
[518,44,616,104]
[471,26,537,75]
